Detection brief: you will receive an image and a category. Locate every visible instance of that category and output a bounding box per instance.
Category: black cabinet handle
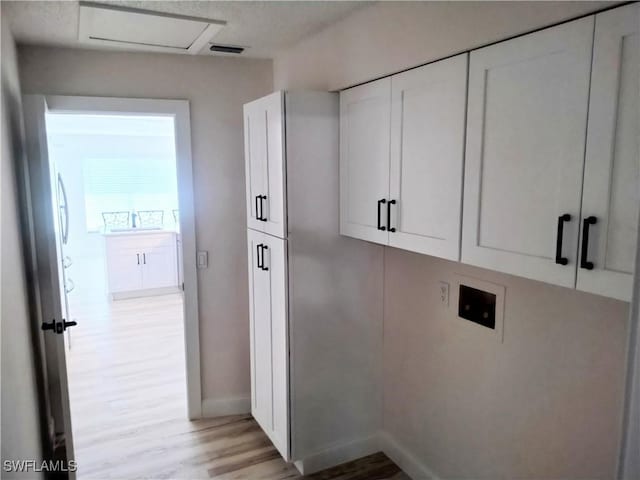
[261,245,269,271]
[555,214,571,265]
[256,243,263,269]
[258,195,267,222]
[137,253,140,265]
[387,199,396,232]
[580,216,597,270]
[255,196,261,221]
[377,199,387,231]
[143,253,146,264]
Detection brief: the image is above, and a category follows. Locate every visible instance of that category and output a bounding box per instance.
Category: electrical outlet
[439,281,449,306]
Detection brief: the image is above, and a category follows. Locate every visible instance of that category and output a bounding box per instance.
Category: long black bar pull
[260,245,269,271]
[387,199,396,232]
[555,214,571,265]
[580,216,597,270]
[377,199,387,231]
[255,196,261,221]
[259,195,268,222]
[256,243,263,270]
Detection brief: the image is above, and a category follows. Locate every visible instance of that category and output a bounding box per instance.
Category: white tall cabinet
[244,91,382,470]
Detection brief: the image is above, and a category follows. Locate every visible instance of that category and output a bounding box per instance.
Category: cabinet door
[244,92,286,238]
[578,4,639,301]
[106,247,142,293]
[340,78,391,244]
[246,229,289,460]
[142,245,178,290]
[388,54,467,260]
[462,17,594,288]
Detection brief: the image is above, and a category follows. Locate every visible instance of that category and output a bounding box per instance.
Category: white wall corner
[293,434,382,475]
[379,431,441,480]
[201,396,251,418]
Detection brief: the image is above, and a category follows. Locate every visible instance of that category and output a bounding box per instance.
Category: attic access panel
[78,2,226,55]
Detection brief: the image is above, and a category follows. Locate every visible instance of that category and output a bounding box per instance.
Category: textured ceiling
[2,1,367,58]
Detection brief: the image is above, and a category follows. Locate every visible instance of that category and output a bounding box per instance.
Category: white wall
[274,1,614,91]
[1,14,45,477]
[274,2,630,478]
[17,46,273,408]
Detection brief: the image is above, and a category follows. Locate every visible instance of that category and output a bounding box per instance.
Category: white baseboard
[293,434,380,475]
[111,286,180,300]
[201,396,251,417]
[379,432,440,480]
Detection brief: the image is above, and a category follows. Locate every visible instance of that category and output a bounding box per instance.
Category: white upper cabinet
[246,228,289,460]
[388,54,468,260]
[340,78,391,244]
[578,3,639,301]
[244,91,287,238]
[462,17,594,288]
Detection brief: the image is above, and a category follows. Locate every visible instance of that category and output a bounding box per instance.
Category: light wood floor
[65,281,406,479]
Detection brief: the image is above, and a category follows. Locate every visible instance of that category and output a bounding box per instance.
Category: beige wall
[1,15,45,477]
[274,1,614,91]
[273,2,630,477]
[18,46,273,404]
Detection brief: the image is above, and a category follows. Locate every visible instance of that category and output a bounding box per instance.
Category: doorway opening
[44,111,188,476]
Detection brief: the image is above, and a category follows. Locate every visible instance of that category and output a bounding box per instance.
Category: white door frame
[27,94,202,420]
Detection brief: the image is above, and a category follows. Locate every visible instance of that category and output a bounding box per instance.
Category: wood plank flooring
[65,274,406,479]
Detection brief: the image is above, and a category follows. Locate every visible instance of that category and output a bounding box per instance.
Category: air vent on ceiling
[209,44,245,55]
[78,1,226,55]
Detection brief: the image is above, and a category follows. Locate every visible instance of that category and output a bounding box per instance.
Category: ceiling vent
[78,1,226,55]
[209,44,245,55]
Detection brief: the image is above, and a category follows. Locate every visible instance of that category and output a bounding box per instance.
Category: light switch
[197,251,208,269]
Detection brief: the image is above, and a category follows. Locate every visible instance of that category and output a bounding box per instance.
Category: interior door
[461,17,594,288]
[340,78,391,244]
[246,228,289,460]
[23,94,76,475]
[388,53,468,260]
[244,92,286,238]
[577,3,639,302]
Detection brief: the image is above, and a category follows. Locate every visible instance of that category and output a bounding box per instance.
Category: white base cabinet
[104,231,179,299]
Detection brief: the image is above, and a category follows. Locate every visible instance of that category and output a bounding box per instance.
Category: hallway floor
[65,287,405,479]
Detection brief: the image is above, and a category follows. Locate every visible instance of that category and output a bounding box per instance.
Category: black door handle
[259,195,268,222]
[377,199,387,231]
[580,216,597,270]
[387,199,396,232]
[256,243,263,269]
[555,214,571,265]
[143,253,146,264]
[42,319,77,334]
[261,245,269,271]
[137,253,140,265]
[255,196,261,221]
